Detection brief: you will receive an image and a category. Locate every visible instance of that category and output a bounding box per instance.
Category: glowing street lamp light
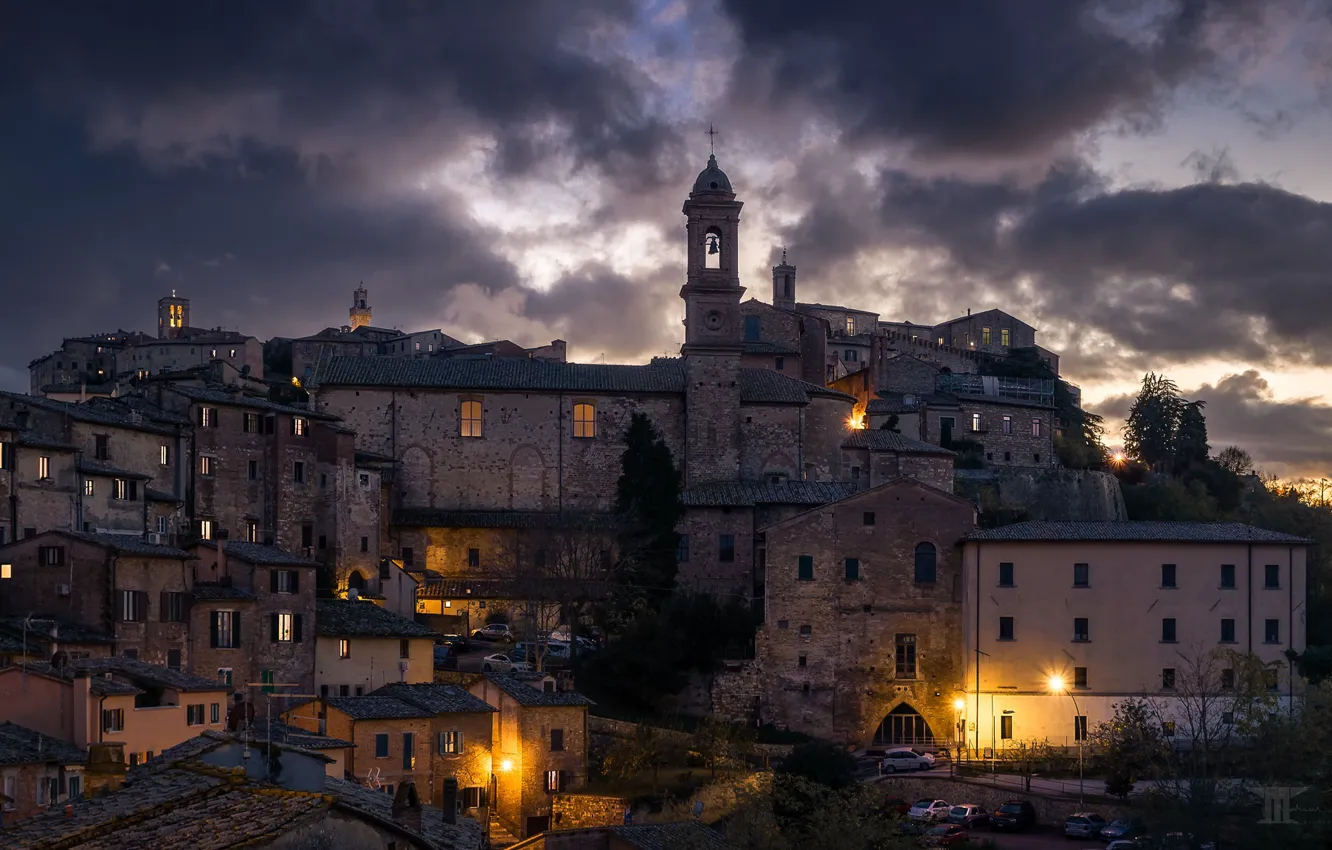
[500,759,513,773]
[1048,675,1084,805]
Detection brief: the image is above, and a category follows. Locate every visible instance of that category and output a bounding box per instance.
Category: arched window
[913,542,937,584]
[573,403,596,439]
[460,399,483,438]
[705,227,722,270]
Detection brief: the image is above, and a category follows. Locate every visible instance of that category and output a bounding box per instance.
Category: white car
[880,748,935,773]
[481,653,533,673]
[907,799,950,823]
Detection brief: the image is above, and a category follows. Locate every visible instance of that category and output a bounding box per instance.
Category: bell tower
[349,284,372,329]
[772,247,796,312]
[680,146,744,485]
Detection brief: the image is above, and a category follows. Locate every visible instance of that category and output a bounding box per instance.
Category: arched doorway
[873,703,936,748]
[347,571,367,594]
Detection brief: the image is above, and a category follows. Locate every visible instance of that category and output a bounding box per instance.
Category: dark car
[432,644,458,670]
[922,824,969,846]
[946,804,988,828]
[1100,817,1147,842]
[1064,812,1107,839]
[883,797,911,817]
[989,799,1036,832]
[437,634,470,653]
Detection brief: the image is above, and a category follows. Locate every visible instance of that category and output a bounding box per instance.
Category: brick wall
[802,397,853,482]
[684,354,743,486]
[876,355,941,395]
[926,401,1054,467]
[677,507,756,598]
[758,479,975,745]
[737,406,801,481]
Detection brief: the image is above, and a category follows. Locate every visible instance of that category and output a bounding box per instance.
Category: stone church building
[309,154,964,743]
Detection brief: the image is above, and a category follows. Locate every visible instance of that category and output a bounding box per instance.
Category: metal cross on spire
[781,245,788,264]
[706,123,719,154]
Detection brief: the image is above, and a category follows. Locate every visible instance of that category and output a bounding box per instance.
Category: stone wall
[677,506,757,598]
[709,661,762,723]
[552,793,630,830]
[758,478,976,745]
[955,468,1126,522]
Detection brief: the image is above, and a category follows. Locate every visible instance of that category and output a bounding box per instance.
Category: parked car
[883,797,911,817]
[946,804,988,828]
[907,799,950,823]
[922,824,969,847]
[513,642,570,665]
[472,623,514,642]
[1105,841,1141,850]
[1160,832,1217,850]
[481,653,532,672]
[880,748,935,773]
[432,645,458,670]
[1100,817,1147,842]
[1064,812,1107,839]
[437,634,471,652]
[989,799,1036,832]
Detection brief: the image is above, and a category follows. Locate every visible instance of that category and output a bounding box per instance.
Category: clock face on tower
[704,310,724,331]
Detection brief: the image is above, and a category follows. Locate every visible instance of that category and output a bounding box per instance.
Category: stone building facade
[188,540,320,699]
[757,478,977,746]
[0,531,195,670]
[469,673,591,840]
[934,308,1036,356]
[923,395,1055,467]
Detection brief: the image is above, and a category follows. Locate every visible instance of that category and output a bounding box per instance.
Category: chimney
[392,781,423,832]
[84,742,127,796]
[441,778,458,825]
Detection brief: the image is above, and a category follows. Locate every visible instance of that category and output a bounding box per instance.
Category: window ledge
[996,584,1015,589]
[1263,640,1283,645]
[1072,638,1090,643]
[997,637,1016,642]
[1160,586,1178,590]
[1072,585,1090,589]
[1219,586,1236,590]
[1160,640,1179,644]
[1219,640,1238,645]
[1264,586,1281,591]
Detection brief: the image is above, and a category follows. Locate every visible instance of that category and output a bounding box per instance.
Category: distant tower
[349,284,372,329]
[157,290,190,339]
[772,247,796,312]
[680,147,744,485]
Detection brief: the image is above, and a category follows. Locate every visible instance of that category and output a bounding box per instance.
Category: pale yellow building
[314,598,437,698]
[0,658,229,766]
[961,522,1308,750]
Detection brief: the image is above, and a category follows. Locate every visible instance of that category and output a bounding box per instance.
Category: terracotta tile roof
[0,722,88,765]
[248,718,355,750]
[324,695,434,720]
[315,599,438,639]
[15,663,145,696]
[681,480,856,508]
[194,540,319,566]
[485,673,593,707]
[75,459,153,480]
[841,430,954,455]
[0,390,180,436]
[191,584,257,600]
[741,341,800,356]
[327,776,486,849]
[164,385,340,420]
[613,822,733,849]
[967,521,1310,543]
[370,683,497,715]
[313,356,851,405]
[392,509,616,530]
[0,615,115,646]
[24,530,196,559]
[61,656,230,693]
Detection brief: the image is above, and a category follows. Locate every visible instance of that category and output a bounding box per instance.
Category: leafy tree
[878,414,901,433]
[1124,372,1184,470]
[600,723,681,786]
[692,717,755,778]
[1092,697,1165,798]
[774,740,856,790]
[1215,445,1253,476]
[615,412,684,603]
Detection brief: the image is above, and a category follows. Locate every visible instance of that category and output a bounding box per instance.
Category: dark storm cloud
[523,264,682,360]
[719,0,1276,158]
[1091,370,1332,476]
[0,0,693,388]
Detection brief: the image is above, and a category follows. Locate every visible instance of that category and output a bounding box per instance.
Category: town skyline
[5,0,1332,480]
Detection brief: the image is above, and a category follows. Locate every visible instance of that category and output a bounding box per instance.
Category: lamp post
[1049,676,1084,806]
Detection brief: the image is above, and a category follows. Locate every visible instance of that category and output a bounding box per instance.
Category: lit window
[275,612,294,643]
[84,479,95,497]
[845,316,855,335]
[1032,418,1043,438]
[1002,416,1011,435]
[573,403,596,438]
[1000,329,1011,347]
[982,327,991,345]
[200,407,217,427]
[971,413,982,432]
[246,521,258,543]
[439,731,462,754]
[200,456,216,476]
[160,445,170,465]
[38,456,50,479]
[200,519,215,540]
[544,770,561,793]
[0,564,11,580]
[292,417,309,437]
[460,400,482,438]
[187,704,205,726]
[339,639,351,659]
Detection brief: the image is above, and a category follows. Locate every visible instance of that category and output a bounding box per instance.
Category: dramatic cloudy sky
[5,0,1332,477]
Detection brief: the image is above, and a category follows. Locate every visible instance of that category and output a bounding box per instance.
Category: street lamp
[1048,675,1084,806]
[951,698,966,774]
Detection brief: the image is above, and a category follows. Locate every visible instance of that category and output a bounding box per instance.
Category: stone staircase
[488,813,518,849]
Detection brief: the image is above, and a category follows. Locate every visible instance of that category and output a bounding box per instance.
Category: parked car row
[1063,814,1215,849]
